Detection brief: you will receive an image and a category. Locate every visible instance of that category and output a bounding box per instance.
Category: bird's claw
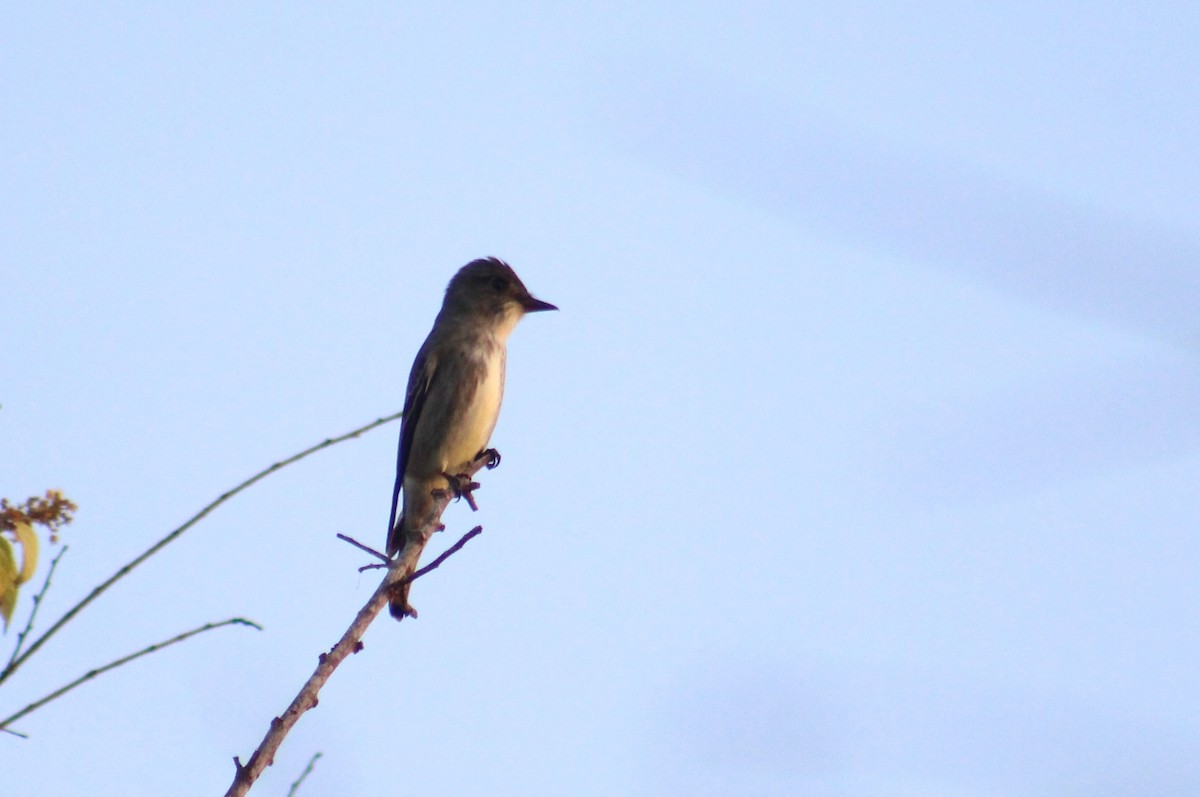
[480,448,502,470]
[440,472,482,511]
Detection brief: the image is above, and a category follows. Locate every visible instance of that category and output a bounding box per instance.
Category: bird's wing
[387,345,438,550]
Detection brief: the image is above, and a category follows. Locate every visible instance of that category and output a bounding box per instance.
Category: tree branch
[285,751,322,797]
[0,617,262,733]
[4,545,68,675]
[383,449,495,620]
[334,533,389,563]
[222,524,483,797]
[0,411,402,686]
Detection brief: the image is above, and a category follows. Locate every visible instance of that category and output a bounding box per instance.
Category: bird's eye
[491,277,508,292]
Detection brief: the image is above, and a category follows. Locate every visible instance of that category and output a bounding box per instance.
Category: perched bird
[386,257,556,619]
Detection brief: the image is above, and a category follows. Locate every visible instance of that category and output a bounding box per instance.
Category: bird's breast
[441,343,506,474]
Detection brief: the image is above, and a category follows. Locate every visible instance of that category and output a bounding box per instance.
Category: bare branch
[222,525,483,797]
[4,546,68,675]
[285,752,322,797]
[385,449,494,619]
[357,527,483,573]
[0,411,402,686]
[0,617,262,733]
[335,533,389,562]
[400,526,483,581]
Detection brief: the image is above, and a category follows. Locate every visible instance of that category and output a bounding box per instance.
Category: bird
[385,257,556,619]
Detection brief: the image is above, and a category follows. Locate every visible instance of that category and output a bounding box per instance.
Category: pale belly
[440,353,504,473]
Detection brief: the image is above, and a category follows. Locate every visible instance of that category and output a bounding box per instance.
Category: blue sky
[4,3,1199,795]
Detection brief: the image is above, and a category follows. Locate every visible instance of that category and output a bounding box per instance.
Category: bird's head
[442,257,557,332]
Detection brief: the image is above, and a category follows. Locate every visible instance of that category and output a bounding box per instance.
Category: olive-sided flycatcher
[386,257,556,619]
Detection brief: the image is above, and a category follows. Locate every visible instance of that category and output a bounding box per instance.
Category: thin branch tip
[0,411,401,685]
[0,616,263,732]
[232,617,265,631]
[336,533,389,562]
[3,545,69,679]
[286,751,323,797]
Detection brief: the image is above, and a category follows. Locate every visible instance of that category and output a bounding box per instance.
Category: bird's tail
[386,513,404,560]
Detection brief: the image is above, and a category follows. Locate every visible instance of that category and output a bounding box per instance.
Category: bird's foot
[439,471,482,511]
[477,448,502,470]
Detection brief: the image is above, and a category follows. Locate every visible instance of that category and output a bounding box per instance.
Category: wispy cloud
[609,77,1200,351]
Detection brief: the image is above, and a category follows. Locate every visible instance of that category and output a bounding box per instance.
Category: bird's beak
[522,295,558,313]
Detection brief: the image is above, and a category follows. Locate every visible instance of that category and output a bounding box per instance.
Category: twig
[360,525,482,574]
[406,526,483,581]
[384,450,494,619]
[0,617,262,733]
[285,751,322,797]
[223,525,483,797]
[335,533,389,562]
[4,546,68,674]
[0,411,402,686]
